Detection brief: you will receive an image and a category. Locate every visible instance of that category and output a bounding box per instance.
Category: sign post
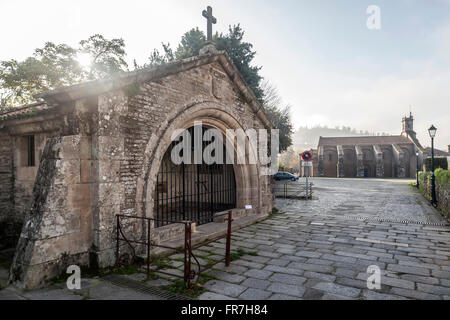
[301,151,313,200]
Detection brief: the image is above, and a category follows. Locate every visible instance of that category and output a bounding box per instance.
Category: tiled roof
[318,135,412,146]
[423,147,450,157]
[0,102,49,121]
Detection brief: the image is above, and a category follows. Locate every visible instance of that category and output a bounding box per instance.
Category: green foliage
[161,279,205,298]
[1,34,128,110]
[145,43,175,67]
[113,265,142,275]
[435,168,450,185]
[79,34,128,80]
[175,28,206,60]
[423,157,448,171]
[1,57,50,108]
[229,248,257,261]
[34,42,84,86]
[148,255,172,270]
[214,25,264,102]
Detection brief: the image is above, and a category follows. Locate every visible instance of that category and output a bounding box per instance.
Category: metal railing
[115,211,233,288]
[274,182,313,199]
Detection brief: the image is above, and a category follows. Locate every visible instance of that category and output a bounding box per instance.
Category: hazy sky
[0,0,449,150]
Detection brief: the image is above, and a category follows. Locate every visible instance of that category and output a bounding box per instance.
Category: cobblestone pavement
[1,178,449,300]
[196,178,450,300]
[277,178,446,224]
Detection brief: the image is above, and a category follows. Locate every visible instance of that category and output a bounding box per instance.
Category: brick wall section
[0,132,13,222]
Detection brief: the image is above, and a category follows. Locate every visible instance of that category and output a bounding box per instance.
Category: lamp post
[428,125,437,206]
[415,150,419,189]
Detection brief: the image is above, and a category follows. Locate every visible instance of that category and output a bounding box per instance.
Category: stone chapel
[0,44,274,288]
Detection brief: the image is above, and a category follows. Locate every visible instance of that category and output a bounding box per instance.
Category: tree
[260,80,293,152]
[0,58,46,108]
[214,25,264,102]
[145,43,175,68]
[175,28,205,60]
[79,34,128,80]
[153,25,264,102]
[1,42,83,109]
[0,34,128,111]
[34,42,83,86]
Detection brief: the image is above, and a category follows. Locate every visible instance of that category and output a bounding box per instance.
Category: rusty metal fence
[115,211,233,288]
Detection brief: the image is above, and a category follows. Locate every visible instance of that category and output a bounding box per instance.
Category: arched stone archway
[136,102,262,233]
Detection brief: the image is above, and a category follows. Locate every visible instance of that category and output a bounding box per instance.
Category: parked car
[274,172,299,181]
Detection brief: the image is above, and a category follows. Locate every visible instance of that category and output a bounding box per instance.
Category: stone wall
[12,133,50,222]
[0,132,13,222]
[10,135,93,289]
[0,132,19,249]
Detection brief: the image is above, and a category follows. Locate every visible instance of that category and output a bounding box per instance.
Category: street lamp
[428,125,437,206]
[415,150,419,189]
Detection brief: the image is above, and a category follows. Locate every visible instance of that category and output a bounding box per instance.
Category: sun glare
[77,52,92,69]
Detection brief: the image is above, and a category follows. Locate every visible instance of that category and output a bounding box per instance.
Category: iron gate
[154,127,236,228]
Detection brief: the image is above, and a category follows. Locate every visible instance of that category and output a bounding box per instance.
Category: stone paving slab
[266,282,306,298]
[196,179,450,300]
[203,280,246,298]
[239,288,272,300]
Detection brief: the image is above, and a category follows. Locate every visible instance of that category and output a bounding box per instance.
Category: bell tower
[401,112,416,139]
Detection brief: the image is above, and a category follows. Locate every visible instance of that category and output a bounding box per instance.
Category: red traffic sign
[301,151,313,162]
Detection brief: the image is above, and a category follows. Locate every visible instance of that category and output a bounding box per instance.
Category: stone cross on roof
[202,6,217,41]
